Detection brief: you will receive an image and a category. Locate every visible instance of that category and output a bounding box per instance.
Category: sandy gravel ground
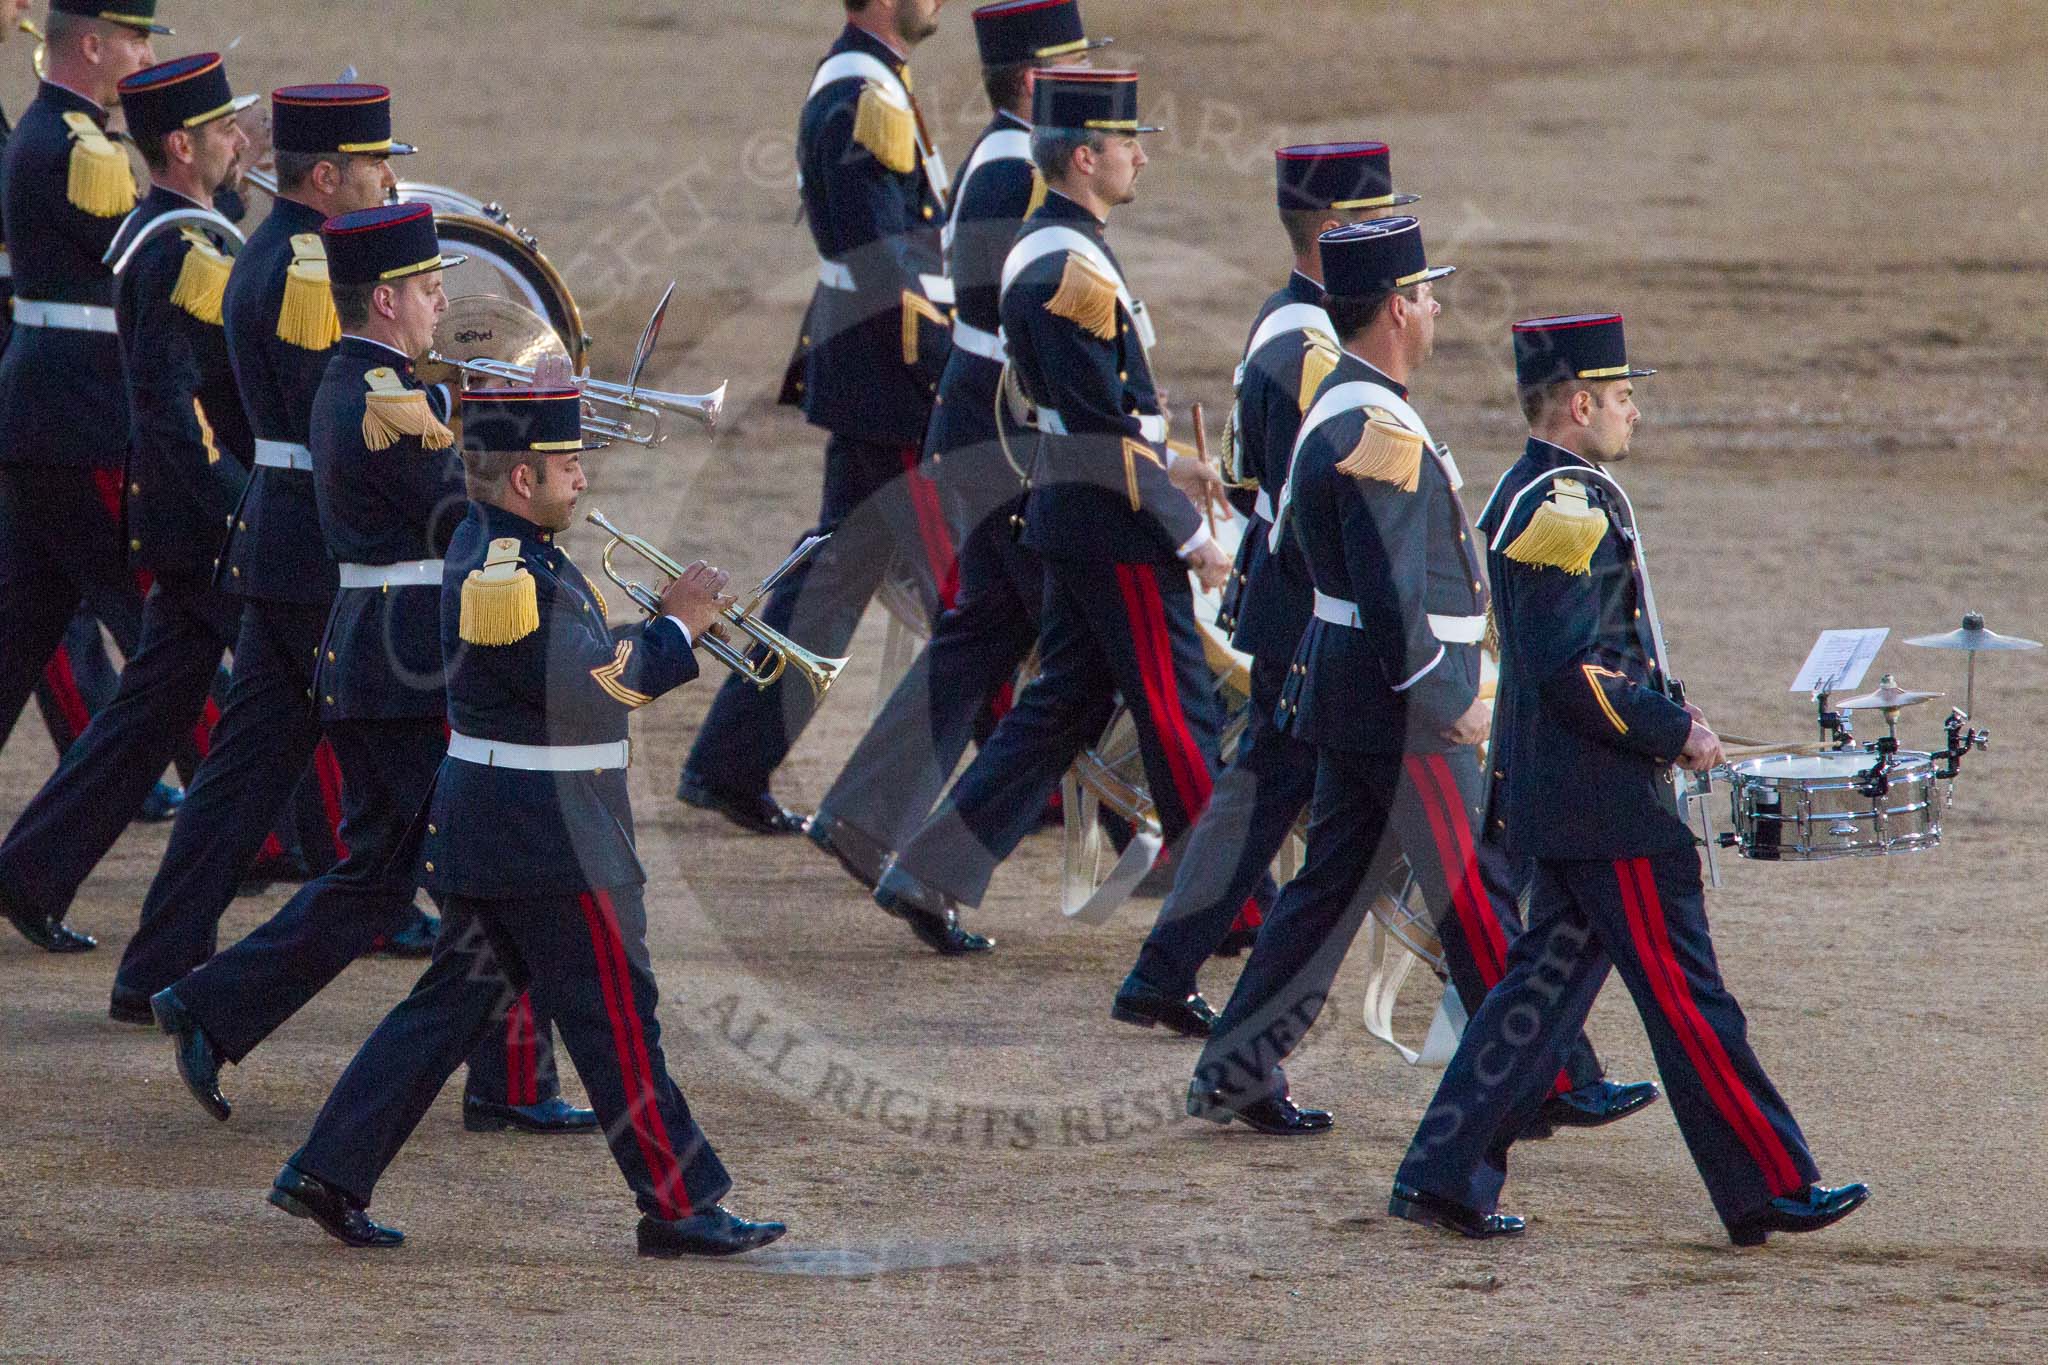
[2,2,2045,1359]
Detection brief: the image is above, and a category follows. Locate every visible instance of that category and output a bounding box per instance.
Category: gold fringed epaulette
[1502,478,1606,575]
[1333,412,1423,491]
[1025,168,1049,218]
[278,234,341,351]
[63,112,136,218]
[1297,336,1340,413]
[361,367,454,452]
[459,537,540,646]
[1046,252,1119,341]
[169,229,230,326]
[900,288,949,366]
[853,80,917,174]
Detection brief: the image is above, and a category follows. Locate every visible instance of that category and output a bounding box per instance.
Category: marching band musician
[150,203,589,1138]
[271,388,787,1259]
[0,52,258,958]
[0,0,165,952]
[677,0,955,836]
[807,0,1106,890]
[114,83,435,1020]
[1389,315,1868,1245]
[1114,142,1418,1034]
[871,68,1233,954]
[1188,222,1656,1137]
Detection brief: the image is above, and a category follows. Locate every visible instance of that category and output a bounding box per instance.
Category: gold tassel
[1298,338,1340,413]
[63,112,136,218]
[1333,413,1423,491]
[278,235,341,351]
[853,81,917,174]
[458,537,540,645]
[169,229,230,326]
[361,367,454,452]
[1503,480,1606,575]
[1046,253,1119,341]
[1025,168,1048,217]
[900,289,949,366]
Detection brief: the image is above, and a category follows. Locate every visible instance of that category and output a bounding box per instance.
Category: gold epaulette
[1333,410,1423,491]
[361,367,454,452]
[169,228,230,326]
[1502,478,1606,575]
[853,80,917,174]
[278,234,341,351]
[1025,168,1048,218]
[63,112,135,218]
[1121,436,1163,510]
[1297,335,1340,413]
[1046,252,1119,341]
[458,537,540,646]
[900,288,949,366]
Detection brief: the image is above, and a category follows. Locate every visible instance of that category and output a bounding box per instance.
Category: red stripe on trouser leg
[899,447,958,612]
[1615,858,1802,1195]
[578,892,690,1219]
[313,740,349,859]
[501,996,526,1106]
[1115,564,1212,828]
[258,833,284,862]
[43,645,92,739]
[1111,566,1198,817]
[1422,755,1513,975]
[188,696,221,760]
[1229,896,1262,933]
[1136,566,1217,812]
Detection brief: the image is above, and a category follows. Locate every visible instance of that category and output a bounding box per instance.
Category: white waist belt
[1253,488,1275,523]
[254,439,313,471]
[448,731,631,772]
[1038,410,1169,444]
[817,261,953,308]
[11,298,116,333]
[1312,589,1486,643]
[952,320,1005,362]
[337,558,443,589]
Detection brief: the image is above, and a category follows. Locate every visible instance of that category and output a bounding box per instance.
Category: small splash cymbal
[1837,676,1943,711]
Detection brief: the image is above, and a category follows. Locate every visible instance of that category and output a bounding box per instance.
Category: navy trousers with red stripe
[33,609,119,754]
[292,884,732,1221]
[682,433,955,801]
[891,556,1229,908]
[171,718,555,1107]
[1396,847,1821,1229]
[116,600,351,999]
[1191,745,1606,1107]
[0,575,239,928]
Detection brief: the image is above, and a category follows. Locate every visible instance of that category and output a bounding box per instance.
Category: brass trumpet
[586,511,846,701]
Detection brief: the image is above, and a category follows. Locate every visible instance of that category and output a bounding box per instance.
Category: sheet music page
[1790,628,1889,692]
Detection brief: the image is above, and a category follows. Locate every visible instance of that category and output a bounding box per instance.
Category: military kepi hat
[117,54,257,142]
[273,84,417,157]
[321,202,467,286]
[1512,313,1656,385]
[1277,142,1418,212]
[51,0,172,34]
[1319,217,1454,297]
[460,389,606,454]
[1031,69,1160,134]
[973,0,1110,67]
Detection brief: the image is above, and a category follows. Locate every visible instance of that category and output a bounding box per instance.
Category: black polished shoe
[269,1164,403,1248]
[151,986,229,1121]
[369,905,440,960]
[637,1205,787,1258]
[1111,973,1216,1038]
[463,1094,599,1134]
[873,868,994,956]
[1388,1183,1526,1240]
[807,811,890,891]
[1213,925,1258,958]
[677,773,807,835]
[1540,1078,1661,1131]
[108,987,155,1025]
[1727,1182,1870,1247]
[2,889,97,952]
[1186,1085,1333,1135]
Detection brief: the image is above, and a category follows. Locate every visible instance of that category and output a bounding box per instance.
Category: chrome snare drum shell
[1725,750,1943,861]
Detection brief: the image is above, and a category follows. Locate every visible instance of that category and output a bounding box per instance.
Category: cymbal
[1904,612,2043,653]
[416,294,569,386]
[1836,680,1944,712]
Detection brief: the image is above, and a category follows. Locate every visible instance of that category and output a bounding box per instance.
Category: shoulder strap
[1267,378,1432,552]
[941,126,1032,256]
[1490,464,1671,676]
[104,205,244,276]
[999,223,1155,352]
[806,51,951,204]
[1243,301,1336,366]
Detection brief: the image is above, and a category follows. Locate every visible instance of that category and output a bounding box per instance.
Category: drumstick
[1190,401,1218,537]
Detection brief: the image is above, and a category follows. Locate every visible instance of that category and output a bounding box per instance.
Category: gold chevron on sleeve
[590,640,654,709]
[1581,663,1630,735]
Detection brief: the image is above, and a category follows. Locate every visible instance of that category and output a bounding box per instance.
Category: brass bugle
[435,353,724,444]
[584,511,845,701]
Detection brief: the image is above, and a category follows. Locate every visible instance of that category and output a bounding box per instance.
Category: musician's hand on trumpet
[659,560,736,641]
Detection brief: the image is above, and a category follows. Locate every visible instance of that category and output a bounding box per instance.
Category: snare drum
[1724,749,1945,861]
